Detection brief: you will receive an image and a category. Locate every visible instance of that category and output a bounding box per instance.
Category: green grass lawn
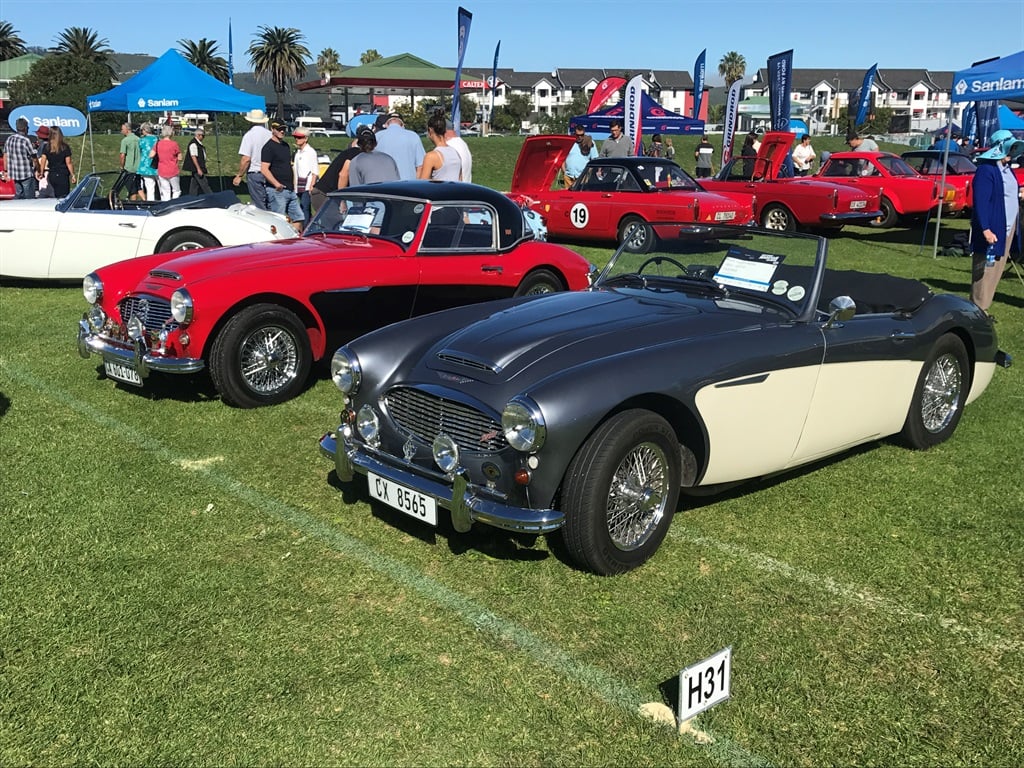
[2,136,1023,766]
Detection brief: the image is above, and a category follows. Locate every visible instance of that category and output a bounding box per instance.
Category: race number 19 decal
[678,647,731,723]
[570,203,589,229]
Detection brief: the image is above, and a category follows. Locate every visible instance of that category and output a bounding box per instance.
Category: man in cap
[2,117,39,199]
[233,108,272,209]
[969,129,1024,314]
[373,111,425,180]
[291,127,319,221]
[186,126,212,195]
[846,132,878,152]
[260,121,305,225]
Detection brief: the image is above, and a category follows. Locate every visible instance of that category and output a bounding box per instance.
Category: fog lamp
[356,405,379,445]
[127,315,145,341]
[432,434,460,475]
[87,305,107,331]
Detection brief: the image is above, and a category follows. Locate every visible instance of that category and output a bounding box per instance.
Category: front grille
[384,386,506,453]
[118,295,175,334]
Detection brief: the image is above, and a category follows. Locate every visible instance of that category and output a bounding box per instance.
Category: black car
[319,225,1009,574]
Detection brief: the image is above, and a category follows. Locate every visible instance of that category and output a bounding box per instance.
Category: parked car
[900,149,977,209]
[701,132,883,232]
[508,135,755,252]
[817,151,966,227]
[77,181,595,408]
[318,224,1009,575]
[1,172,296,280]
[0,153,15,199]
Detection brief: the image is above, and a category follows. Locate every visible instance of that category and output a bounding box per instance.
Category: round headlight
[83,273,103,304]
[502,397,546,453]
[356,404,379,444]
[170,289,194,324]
[127,315,145,341]
[432,433,460,474]
[330,347,362,395]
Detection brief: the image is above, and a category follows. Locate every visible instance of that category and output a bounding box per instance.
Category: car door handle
[118,223,137,228]
[890,330,916,340]
[481,265,503,273]
[602,193,613,198]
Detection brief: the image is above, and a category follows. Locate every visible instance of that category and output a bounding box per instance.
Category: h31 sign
[678,647,731,723]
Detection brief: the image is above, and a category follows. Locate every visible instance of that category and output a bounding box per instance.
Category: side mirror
[825,295,856,328]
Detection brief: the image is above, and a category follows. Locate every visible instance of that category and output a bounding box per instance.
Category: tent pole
[212,114,223,192]
[931,101,955,258]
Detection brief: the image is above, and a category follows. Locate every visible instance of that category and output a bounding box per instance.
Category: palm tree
[359,49,382,65]
[0,22,28,60]
[247,26,310,120]
[316,47,341,81]
[179,38,230,83]
[52,26,112,65]
[718,51,746,88]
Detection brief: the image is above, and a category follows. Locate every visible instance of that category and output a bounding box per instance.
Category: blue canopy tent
[570,91,704,138]
[933,50,1024,257]
[85,49,266,181]
[998,104,1024,133]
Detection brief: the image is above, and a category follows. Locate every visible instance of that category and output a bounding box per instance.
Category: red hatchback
[818,151,966,227]
[509,135,754,252]
[77,181,595,408]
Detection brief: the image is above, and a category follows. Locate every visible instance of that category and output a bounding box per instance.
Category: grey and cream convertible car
[319,225,1010,574]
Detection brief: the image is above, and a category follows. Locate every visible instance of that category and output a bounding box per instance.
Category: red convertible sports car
[508,135,754,252]
[77,181,595,408]
[817,151,966,228]
[701,132,883,232]
[900,149,978,209]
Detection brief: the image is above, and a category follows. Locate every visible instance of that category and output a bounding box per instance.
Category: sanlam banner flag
[854,64,877,127]
[767,49,793,132]
[951,50,1024,102]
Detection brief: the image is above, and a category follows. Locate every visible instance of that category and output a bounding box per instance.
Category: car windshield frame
[305,191,428,249]
[594,224,828,322]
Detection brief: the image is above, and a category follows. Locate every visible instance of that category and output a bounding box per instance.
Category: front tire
[514,268,564,297]
[209,304,312,408]
[760,203,796,232]
[617,216,653,254]
[161,229,220,252]
[899,334,969,449]
[561,410,681,575]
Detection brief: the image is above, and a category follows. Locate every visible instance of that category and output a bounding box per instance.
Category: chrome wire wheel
[920,351,962,433]
[239,324,300,395]
[606,441,670,551]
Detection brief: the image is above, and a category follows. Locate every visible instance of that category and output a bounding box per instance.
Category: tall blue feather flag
[452,7,473,136]
[228,19,234,87]
[490,40,500,125]
[767,50,793,132]
[854,64,877,127]
[692,49,706,119]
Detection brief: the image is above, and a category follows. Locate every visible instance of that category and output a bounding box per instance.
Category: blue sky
[5,0,1024,82]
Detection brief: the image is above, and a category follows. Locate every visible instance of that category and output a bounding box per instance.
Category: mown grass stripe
[2,360,770,768]
[672,529,1021,654]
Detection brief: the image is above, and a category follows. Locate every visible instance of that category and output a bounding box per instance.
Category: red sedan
[900,150,977,210]
[77,181,595,408]
[509,135,754,252]
[701,132,883,232]
[817,151,966,228]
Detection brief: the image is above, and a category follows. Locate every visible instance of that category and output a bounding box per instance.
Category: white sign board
[678,647,731,722]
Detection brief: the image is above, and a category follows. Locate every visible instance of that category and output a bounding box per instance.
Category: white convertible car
[0,172,298,280]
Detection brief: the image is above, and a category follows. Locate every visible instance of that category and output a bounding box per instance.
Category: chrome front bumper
[77,317,205,377]
[819,209,883,224]
[318,430,565,535]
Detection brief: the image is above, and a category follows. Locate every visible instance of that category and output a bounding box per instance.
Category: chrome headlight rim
[169,288,194,325]
[83,272,103,304]
[356,404,380,445]
[330,347,362,395]
[501,396,547,453]
[432,433,460,475]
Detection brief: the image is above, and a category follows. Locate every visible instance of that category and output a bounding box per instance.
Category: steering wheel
[637,255,688,276]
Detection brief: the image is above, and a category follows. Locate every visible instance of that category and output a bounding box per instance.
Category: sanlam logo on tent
[136,97,181,109]
[957,76,1024,96]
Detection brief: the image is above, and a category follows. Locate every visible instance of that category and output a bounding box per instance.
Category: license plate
[368,472,437,526]
[714,211,737,221]
[104,360,143,386]
[850,200,867,209]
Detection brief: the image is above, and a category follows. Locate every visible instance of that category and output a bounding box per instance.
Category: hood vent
[436,350,500,374]
[148,269,182,280]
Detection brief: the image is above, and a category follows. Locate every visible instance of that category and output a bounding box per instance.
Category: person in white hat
[969,129,1024,314]
[233,108,272,209]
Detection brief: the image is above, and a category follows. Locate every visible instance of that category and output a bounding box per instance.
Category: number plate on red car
[104,361,143,386]
[368,472,437,526]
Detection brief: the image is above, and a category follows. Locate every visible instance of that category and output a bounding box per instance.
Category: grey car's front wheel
[899,334,969,449]
[561,410,681,575]
[209,304,312,408]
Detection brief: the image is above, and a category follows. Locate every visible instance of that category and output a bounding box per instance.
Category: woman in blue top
[563,134,598,189]
[136,122,159,200]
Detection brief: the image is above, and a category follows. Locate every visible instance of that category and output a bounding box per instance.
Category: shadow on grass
[0,391,10,419]
[87,362,222,405]
[326,469,550,565]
